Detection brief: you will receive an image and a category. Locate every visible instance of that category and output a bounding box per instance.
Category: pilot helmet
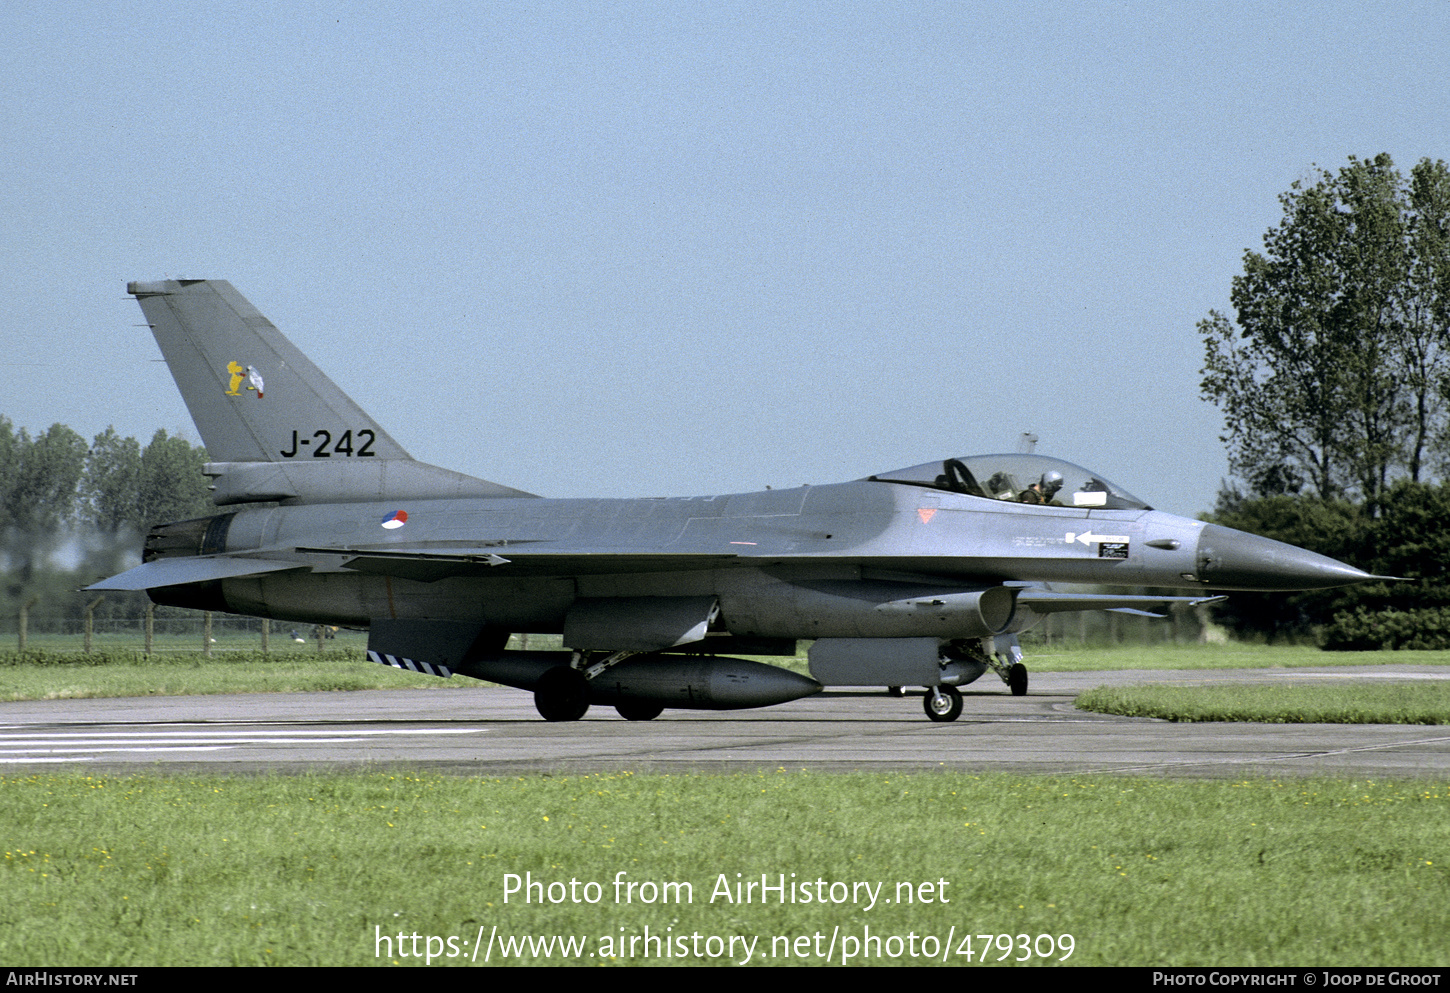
[1041,470,1064,499]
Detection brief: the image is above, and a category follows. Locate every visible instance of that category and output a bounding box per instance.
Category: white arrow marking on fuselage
[1065,531,1130,546]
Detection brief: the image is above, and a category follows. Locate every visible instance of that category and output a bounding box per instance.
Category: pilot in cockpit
[1018,470,1065,505]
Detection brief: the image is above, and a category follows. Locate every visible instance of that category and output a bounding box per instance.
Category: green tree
[2,423,88,580]
[1401,159,1450,480]
[1204,488,1365,642]
[1356,480,1450,600]
[136,430,211,526]
[82,427,142,534]
[0,416,16,534]
[1206,481,1450,647]
[1200,154,1450,509]
[1320,480,1450,649]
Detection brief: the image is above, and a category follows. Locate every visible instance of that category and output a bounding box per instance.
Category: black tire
[615,700,665,721]
[534,666,590,722]
[1007,662,1028,696]
[923,685,963,722]
[887,686,904,698]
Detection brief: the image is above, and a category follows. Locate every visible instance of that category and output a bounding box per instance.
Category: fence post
[261,618,269,655]
[315,624,324,655]
[83,596,104,654]
[203,611,213,658]
[144,603,154,656]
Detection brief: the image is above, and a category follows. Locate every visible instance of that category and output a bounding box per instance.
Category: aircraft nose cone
[1195,524,1374,591]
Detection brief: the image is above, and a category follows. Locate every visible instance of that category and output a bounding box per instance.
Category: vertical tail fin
[129,279,534,504]
[129,279,410,463]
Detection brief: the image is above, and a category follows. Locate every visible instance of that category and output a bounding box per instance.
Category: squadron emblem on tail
[225,361,265,398]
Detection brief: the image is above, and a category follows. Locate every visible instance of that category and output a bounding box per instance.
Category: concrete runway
[1,664,1448,778]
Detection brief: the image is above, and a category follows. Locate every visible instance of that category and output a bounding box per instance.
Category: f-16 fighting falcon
[91,281,1380,722]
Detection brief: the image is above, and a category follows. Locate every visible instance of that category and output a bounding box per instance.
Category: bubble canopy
[867,454,1152,511]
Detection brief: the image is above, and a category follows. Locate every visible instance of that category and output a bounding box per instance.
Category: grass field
[0,770,1444,967]
[7,626,371,656]
[1077,682,1450,724]
[1025,641,1450,671]
[1,643,1447,967]
[0,647,476,701]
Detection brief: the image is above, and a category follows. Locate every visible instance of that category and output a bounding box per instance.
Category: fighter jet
[90,280,1380,722]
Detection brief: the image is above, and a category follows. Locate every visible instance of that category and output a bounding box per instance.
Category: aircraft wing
[1014,589,1226,616]
[296,546,747,582]
[312,545,1145,584]
[86,556,307,591]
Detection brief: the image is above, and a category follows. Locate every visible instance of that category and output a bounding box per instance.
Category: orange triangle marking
[917,508,937,524]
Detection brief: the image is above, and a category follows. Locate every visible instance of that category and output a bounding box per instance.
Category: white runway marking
[0,724,485,763]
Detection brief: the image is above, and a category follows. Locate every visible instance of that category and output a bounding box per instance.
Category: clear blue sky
[4,1,1447,516]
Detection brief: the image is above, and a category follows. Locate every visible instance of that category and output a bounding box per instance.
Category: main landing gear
[1006,661,1028,696]
[533,651,667,722]
[614,700,665,721]
[982,636,1028,697]
[534,666,591,722]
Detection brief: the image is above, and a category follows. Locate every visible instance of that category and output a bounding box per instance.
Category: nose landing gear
[919,635,1029,722]
[923,684,963,723]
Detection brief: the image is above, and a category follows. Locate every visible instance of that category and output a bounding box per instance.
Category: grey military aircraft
[91,280,1380,722]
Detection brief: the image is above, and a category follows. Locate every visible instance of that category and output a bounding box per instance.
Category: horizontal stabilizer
[86,556,305,591]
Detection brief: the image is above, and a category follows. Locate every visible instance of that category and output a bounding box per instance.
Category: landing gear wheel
[615,700,665,721]
[534,666,590,722]
[887,686,904,698]
[923,685,963,723]
[1007,662,1028,696]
